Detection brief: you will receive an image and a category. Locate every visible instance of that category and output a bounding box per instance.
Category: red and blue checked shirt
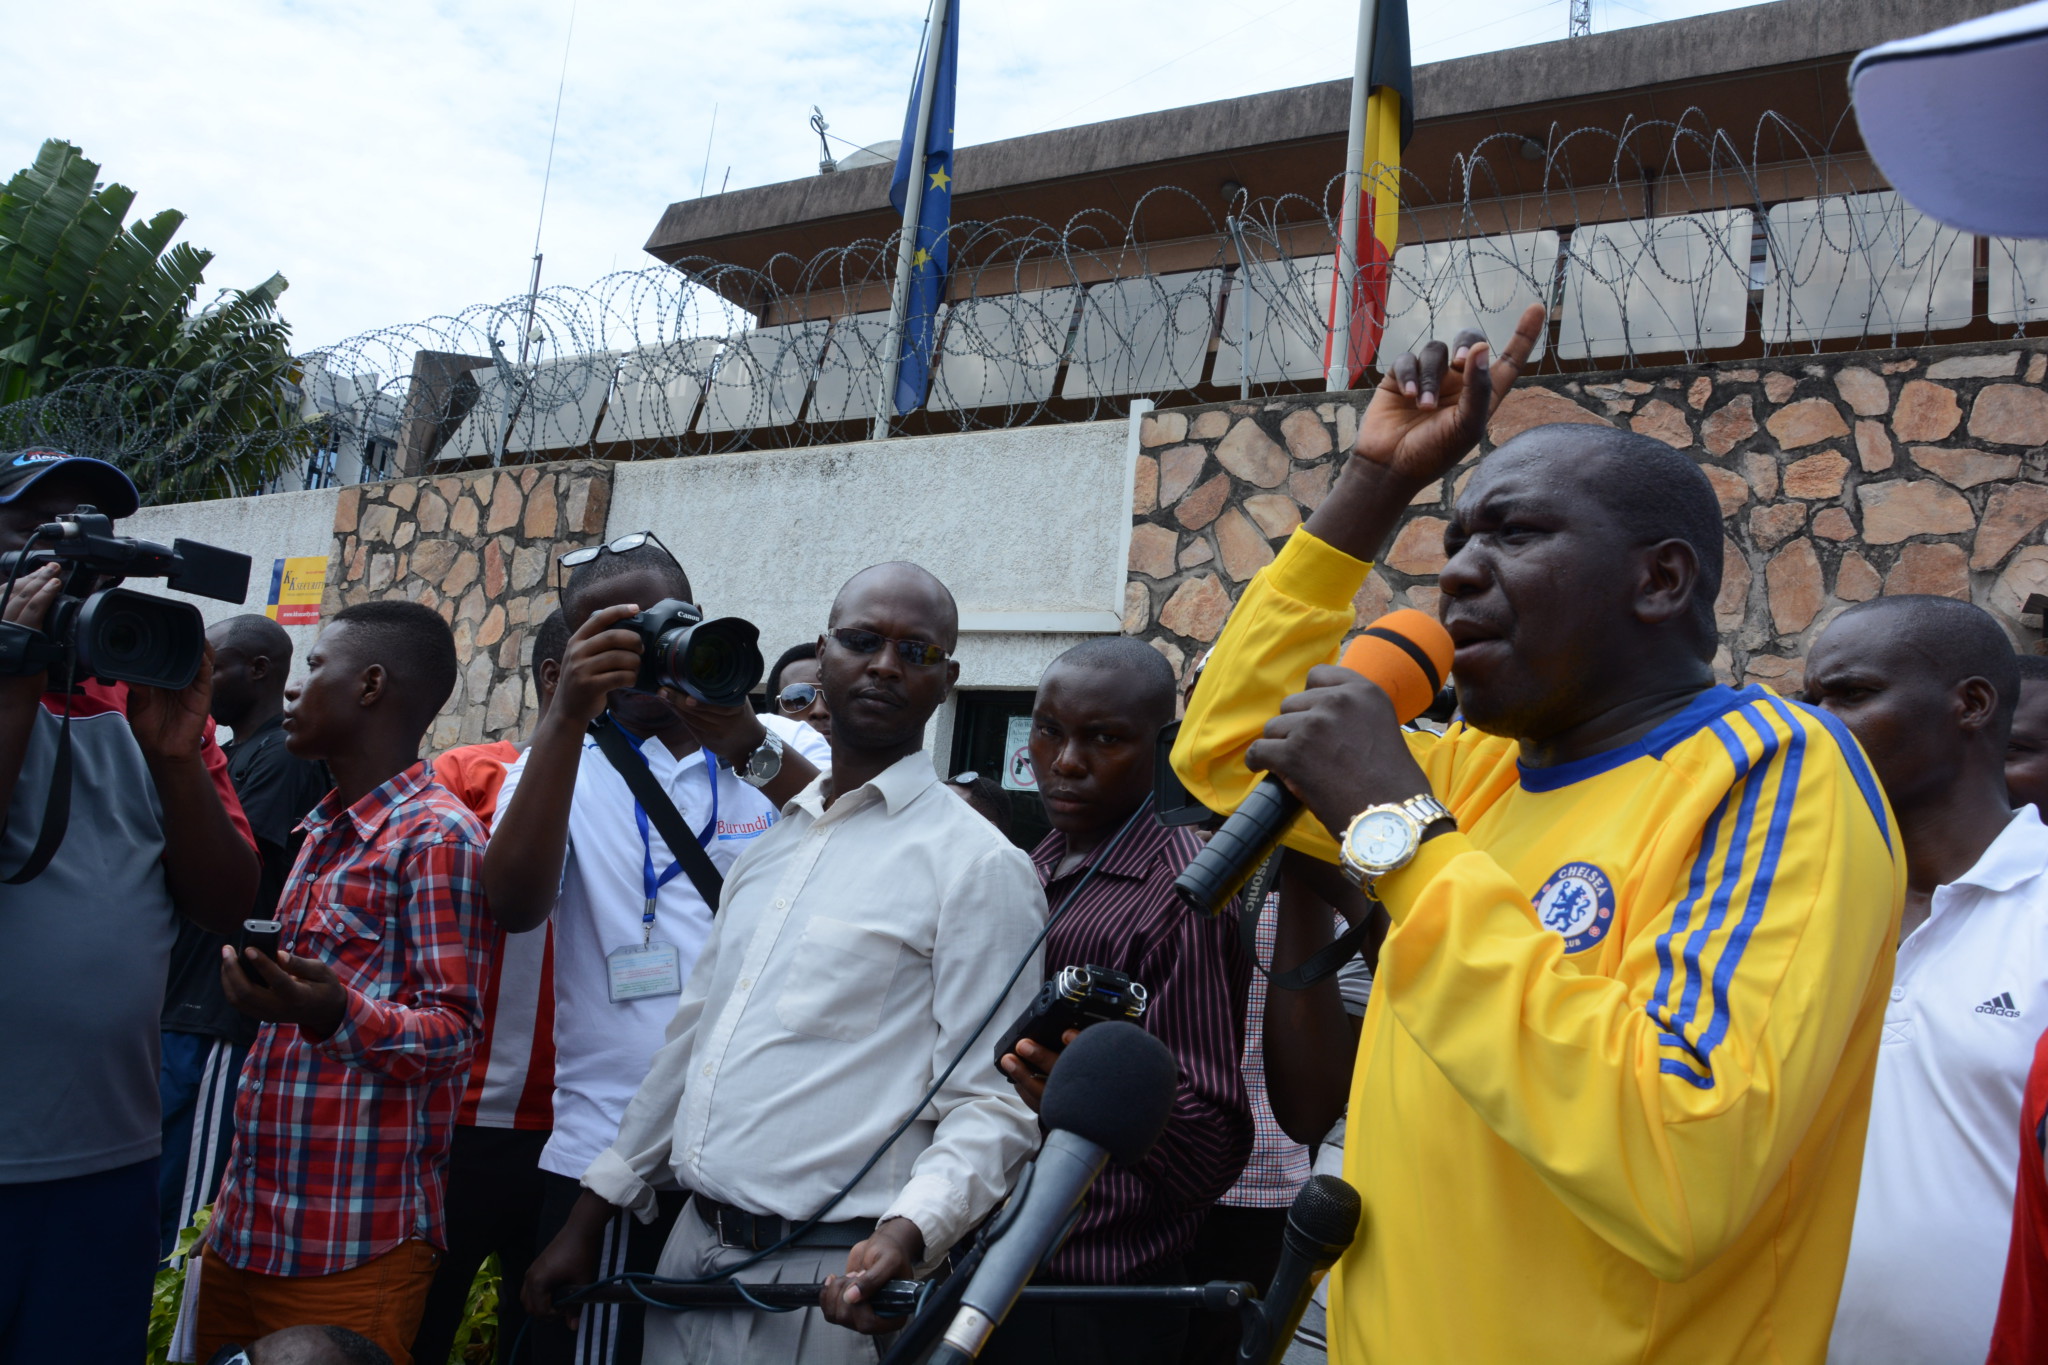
[209,761,491,1277]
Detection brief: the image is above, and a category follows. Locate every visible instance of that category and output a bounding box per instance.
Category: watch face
[1349,809,1414,869]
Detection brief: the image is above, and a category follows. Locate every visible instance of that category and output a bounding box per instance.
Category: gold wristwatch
[1337,793,1454,890]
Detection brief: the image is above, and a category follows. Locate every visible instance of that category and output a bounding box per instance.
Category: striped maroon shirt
[1031,806,1253,1283]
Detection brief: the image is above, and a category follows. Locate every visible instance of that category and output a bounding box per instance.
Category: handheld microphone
[1172,608,1454,914]
[925,1021,1177,1365]
[1236,1174,1363,1365]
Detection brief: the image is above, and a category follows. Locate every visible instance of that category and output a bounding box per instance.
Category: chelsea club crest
[1534,862,1616,954]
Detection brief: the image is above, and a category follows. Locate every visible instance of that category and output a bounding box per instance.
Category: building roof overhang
[642,0,2010,281]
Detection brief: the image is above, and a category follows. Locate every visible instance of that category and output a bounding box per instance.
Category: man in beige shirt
[525,562,1046,1363]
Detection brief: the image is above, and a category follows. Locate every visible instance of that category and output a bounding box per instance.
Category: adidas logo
[1977,991,2022,1018]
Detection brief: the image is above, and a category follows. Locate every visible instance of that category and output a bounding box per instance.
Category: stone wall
[323,461,613,749]
[1126,340,2048,696]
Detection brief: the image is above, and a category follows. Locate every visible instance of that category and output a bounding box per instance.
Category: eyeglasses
[827,627,949,668]
[777,682,820,713]
[555,531,680,595]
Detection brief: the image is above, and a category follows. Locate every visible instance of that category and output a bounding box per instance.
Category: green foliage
[142,1211,503,1365]
[0,139,312,502]
[147,1206,209,1365]
[450,1255,504,1363]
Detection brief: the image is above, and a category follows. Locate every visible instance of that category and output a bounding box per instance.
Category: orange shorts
[195,1239,442,1365]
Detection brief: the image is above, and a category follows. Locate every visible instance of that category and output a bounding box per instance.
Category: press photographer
[486,534,831,1365]
[0,449,260,1364]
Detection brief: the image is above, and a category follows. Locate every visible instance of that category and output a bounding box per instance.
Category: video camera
[0,507,250,690]
[622,597,763,708]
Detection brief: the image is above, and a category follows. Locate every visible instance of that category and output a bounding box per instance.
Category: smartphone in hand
[239,919,283,983]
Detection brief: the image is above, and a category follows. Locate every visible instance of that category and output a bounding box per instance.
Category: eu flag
[887,0,957,415]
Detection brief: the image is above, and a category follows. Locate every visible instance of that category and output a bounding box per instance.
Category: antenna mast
[1569,0,1591,37]
[812,107,836,174]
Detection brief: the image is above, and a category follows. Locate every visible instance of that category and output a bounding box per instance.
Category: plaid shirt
[210,762,491,1277]
[1220,893,1314,1207]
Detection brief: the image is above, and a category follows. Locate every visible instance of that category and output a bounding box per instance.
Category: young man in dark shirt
[157,615,331,1258]
[996,637,1252,1365]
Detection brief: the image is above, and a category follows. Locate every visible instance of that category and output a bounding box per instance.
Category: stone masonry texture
[301,340,2048,757]
[324,461,612,750]
[1126,341,2048,699]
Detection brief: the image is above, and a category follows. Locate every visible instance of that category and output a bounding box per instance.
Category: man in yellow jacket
[1174,306,1903,1363]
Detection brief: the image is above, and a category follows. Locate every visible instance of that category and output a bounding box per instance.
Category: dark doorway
[947,689,1049,852]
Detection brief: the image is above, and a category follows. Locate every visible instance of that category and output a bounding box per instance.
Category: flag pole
[873,0,950,441]
[1327,0,1377,392]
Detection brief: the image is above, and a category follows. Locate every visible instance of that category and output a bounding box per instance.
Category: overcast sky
[5,0,1771,351]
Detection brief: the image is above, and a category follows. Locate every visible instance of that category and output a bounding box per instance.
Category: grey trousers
[643,1199,889,1365]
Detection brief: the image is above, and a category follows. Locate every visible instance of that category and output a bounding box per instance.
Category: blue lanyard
[623,732,719,941]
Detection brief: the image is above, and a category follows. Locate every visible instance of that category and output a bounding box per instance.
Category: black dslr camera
[995,964,1151,1070]
[0,507,249,690]
[621,598,764,708]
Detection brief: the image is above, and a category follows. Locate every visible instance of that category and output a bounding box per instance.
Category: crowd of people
[7,322,2048,1365]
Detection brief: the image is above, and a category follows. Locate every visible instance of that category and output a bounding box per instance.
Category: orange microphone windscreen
[1338,609,1456,724]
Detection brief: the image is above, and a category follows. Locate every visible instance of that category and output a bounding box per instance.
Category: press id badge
[607,940,682,1002]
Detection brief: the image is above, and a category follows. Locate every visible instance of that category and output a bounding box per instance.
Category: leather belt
[693,1194,878,1252]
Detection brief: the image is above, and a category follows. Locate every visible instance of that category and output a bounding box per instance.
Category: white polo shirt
[1829,804,2048,1365]
[495,714,831,1180]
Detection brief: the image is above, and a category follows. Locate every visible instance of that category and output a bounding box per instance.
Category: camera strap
[587,714,726,912]
[1,659,75,886]
[1237,850,1373,991]
[1,701,70,885]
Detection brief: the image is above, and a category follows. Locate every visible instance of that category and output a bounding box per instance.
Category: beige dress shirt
[581,749,1047,1261]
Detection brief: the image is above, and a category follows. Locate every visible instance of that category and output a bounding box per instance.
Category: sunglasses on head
[947,771,981,786]
[555,531,680,594]
[777,682,820,712]
[827,627,949,668]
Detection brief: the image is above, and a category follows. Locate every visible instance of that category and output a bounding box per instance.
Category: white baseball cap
[1851,1,2048,239]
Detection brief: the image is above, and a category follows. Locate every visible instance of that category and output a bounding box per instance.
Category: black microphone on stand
[911,1021,1177,1365]
[1236,1174,1362,1365]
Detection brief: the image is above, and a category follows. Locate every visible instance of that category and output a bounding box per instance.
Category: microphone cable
[558,796,1159,1317]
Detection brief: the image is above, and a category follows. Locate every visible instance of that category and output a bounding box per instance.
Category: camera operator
[0,450,259,1365]
[485,535,828,1365]
[993,638,1252,1365]
[521,561,1045,1364]
[1172,313,1902,1363]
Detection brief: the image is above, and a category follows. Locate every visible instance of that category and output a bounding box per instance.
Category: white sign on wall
[1001,715,1038,792]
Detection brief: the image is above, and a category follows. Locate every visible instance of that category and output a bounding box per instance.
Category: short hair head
[768,641,818,698]
[1044,636,1178,732]
[327,600,458,733]
[1499,424,1724,658]
[828,562,959,652]
[1832,594,2021,734]
[562,543,691,621]
[213,613,294,667]
[948,771,1014,838]
[317,1326,393,1365]
[531,607,569,672]
[248,1323,394,1365]
[2017,652,2048,684]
